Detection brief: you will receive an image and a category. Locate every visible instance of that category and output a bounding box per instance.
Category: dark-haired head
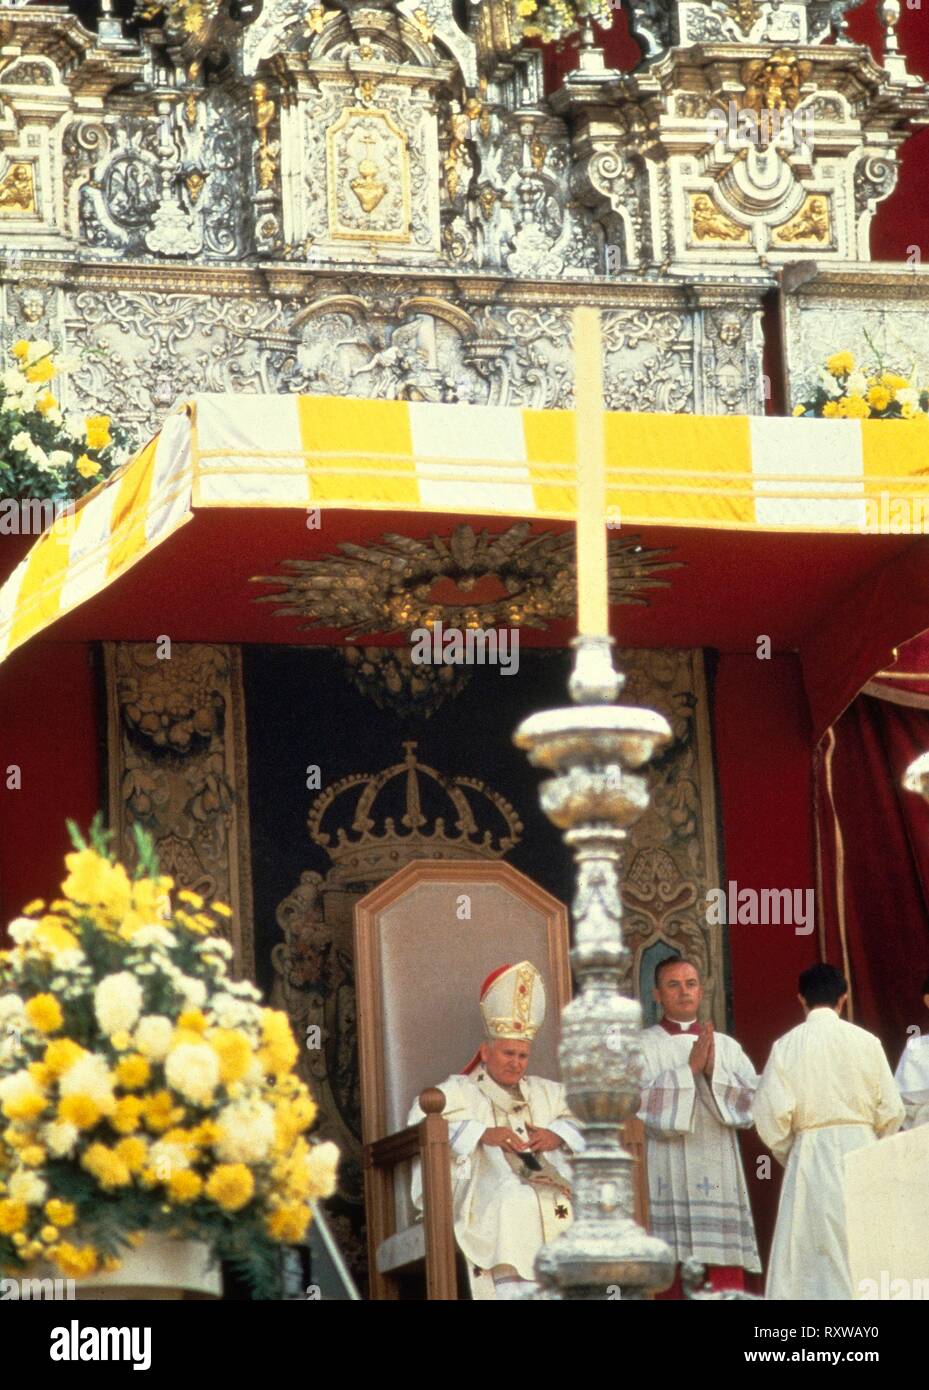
[799,962,847,1007]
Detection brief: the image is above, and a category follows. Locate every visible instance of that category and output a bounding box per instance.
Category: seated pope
[407,960,584,1299]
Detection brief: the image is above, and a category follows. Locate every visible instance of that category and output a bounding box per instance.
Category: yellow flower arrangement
[0,817,338,1298]
[793,350,929,421]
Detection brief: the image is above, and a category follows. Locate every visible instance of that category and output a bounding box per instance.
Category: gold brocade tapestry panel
[103,642,255,980]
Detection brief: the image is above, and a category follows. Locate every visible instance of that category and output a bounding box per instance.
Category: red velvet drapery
[816,685,929,1063]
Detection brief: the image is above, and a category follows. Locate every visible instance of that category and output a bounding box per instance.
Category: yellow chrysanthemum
[84,415,112,451]
[25,994,63,1034]
[843,394,871,419]
[45,1198,76,1228]
[50,1241,98,1277]
[111,1095,144,1135]
[3,1088,46,1123]
[177,1009,208,1035]
[28,1062,53,1087]
[210,1029,253,1086]
[259,1010,299,1076]
[142,1090,185,1133]
[76,454,101,480]
[81,1143,131,1190]
[115,1054,151,1090]
[33,918,79,954]
[266,1203,311,1243]
[61,848,131,919]
[21,1146,46,1167]
[205,1163,254,1212]
[177,889,204,908]
[210,901,233,918]
[167,1169,203,1204]
[792,404,805,416]
[58,1095,104,1130]
[881,372,909,392]
[0,1199,28,1234]
[41,1225,59,1243]
[22,899,45,915]
[826,351,855,377]
[25,356,56,384]
[44,1039,85,1075]
[36,391,58,416]
[130,875,173,922]
[11,339,29,360]
[190,1119,219,1147]
[866,385,892,412]
[113,1137,148,1174]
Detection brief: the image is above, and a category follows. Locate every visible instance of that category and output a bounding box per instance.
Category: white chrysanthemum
[215,1099,276,1164]
[0,1069,41,1107]
[63,412,85,441]
[165,1041,220,1105]
[2,366,27,393]
[226,980,262,1000]
[210,993,257,1030]
[94,972,143,1037]
[25,339,52,364]
[171,973,207,1008]
[846,371,869,397]
[896,387,919,409]
[0,992,26,1022]
[200,937,233,960]
[816,368,841,399]
[131,925,178,950]
[134,1015,173,1060]
[9,431,31,453]
[43,1120,79,1158]
[54,948,86,973]
[48,450,72,470]
[149,1139,191,1178]
[58,1052,115,1106]
[31,445,51,472]
[9,1167,48,1206]
[305,1141,340,1199]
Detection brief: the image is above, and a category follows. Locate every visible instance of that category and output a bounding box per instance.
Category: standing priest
[638,957,761,1296]
[894,970,929,1129]
[407,961,584,1299]
[754,962,904,1299]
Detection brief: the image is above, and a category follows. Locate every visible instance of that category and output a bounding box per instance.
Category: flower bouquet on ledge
[0,340,129,506]
[792,350,929,421]
[0,818,338,1299]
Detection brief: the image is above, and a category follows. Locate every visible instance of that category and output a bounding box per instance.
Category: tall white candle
[573,305,609,638]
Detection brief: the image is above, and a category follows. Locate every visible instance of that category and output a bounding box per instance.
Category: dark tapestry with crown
[102,638,725,1290]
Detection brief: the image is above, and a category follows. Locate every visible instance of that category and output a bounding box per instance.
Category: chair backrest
[355,860,571,1143]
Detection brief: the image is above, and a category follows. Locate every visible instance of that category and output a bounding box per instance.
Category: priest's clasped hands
[688,1022,716,1078]
[482,1125,564,1152]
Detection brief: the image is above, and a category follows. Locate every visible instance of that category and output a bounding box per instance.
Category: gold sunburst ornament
[252,523,678,638]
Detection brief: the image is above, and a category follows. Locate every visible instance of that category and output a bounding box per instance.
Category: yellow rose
[205,1163,254,1212]
[45,1198,76,1227]
[826,351,855,377]
[84,415,112,450]
[25,994,63,1035]
[76,454,101,479]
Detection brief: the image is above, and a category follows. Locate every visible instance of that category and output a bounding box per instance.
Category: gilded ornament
[529,136,547,173]
[250,81,278,192]
[690,193,749,244]
[411,7,434,41]
[741,50,812,114]
[185,170,207,204]
[183,92,199,129]
[0,162,36,215]
[305,3,329,35]
[772,195,830,245]
[351,158,388,214]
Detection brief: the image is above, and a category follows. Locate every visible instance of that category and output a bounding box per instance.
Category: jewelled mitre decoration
[480,960,546,1040]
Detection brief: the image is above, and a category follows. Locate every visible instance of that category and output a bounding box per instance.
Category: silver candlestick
[514,634,674,1299]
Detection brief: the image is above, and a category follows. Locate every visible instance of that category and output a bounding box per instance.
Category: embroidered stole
[475,1074,572,1242]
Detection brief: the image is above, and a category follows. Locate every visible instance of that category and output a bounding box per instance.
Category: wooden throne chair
[355,859,648,1300]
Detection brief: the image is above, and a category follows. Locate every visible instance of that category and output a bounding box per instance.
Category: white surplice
[894,1033,929,1130]
[754,1007,905,1301]
[408,1071,583,1288]
[637,1023,761,1272]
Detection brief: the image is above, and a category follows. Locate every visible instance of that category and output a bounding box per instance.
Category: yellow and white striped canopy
[2,392,928,665]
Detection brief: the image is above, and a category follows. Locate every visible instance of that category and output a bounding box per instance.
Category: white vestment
[754,1007,905,1300]
[408,1071,583,1291]
[637,1023,761,1272]
[894,1033,929,1130]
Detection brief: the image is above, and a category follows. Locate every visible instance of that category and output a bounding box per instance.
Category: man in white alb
[407,960,583,1299]
[754,962,904,1300]
[894,970,929,1129]
[638,957,761,1297]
